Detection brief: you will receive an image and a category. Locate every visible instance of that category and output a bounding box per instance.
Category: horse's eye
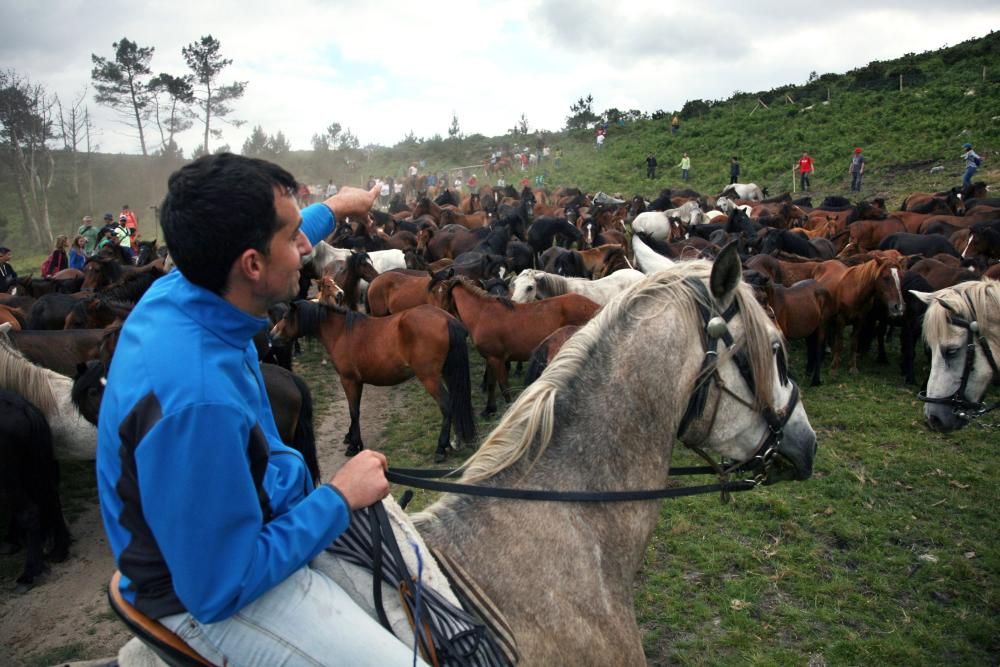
[526,285,533,291]
[943,346,961,359]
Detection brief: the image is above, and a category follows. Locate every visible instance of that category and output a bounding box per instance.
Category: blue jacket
[97,203,350,622]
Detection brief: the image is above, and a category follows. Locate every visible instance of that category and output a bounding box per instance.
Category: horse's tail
[524,342,549,386]
[444,318,476,444]
[289,371,320,485]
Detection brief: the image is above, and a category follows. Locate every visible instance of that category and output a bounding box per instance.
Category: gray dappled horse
[413,245,817,664]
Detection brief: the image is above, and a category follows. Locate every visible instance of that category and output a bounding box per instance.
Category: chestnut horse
[366,269,433,316]
[813,257,906,373]
[744,273,835,386]
[270,301,475,462]
[427,274,600,414]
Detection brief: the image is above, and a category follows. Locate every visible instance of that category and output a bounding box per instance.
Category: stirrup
[107,571,214,667]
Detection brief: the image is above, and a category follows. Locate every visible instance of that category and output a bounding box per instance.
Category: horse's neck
[450,284,487,330]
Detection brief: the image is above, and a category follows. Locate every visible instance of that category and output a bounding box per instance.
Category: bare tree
[148,73,194,157]
[57,87,89,196]
[91,38,155,156]
[0,69,59,247]
[182,35,247,154]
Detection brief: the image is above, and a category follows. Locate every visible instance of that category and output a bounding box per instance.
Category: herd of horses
[0,177,997,664]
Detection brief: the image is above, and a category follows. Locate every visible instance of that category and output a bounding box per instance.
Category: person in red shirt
[520,176,530,189]
[466,173,479,195]
[120,205,139,251]
[795,152,814,192]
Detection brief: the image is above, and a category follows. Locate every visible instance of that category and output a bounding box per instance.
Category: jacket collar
[155,270,269,347]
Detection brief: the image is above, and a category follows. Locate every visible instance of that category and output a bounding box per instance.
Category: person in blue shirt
[68,235,88,270]
[96,153,416,665]
[961,142,982,188]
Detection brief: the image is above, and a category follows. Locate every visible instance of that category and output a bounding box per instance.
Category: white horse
[631,201,704,240]
[0,329,96,460]
[413,246,817,663]
[631,234,676,274]
[913,279,1000,432]
[307,241,404,275]
[510,268,646,306]
[306,241,404,307]
[722,183,765,201]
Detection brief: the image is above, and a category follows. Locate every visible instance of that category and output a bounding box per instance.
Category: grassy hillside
[3,31,999,259]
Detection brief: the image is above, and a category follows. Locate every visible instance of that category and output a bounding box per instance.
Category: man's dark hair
[0,247,10,254]
[160,153,298,294]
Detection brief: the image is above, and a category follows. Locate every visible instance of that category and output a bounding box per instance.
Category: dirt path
[0,382,397,667]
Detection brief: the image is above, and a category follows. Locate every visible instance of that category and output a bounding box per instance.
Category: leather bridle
[387,277,802,505]
[918,295,1000,421]
[676,278,801,496]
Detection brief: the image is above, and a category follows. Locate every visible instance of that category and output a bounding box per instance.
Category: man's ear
[235,247,265,282]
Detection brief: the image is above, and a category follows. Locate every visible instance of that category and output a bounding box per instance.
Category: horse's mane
[0,332,58,416]
[451,275,515,310]
[100,270,162,303]
[446,261,779,486]
[533,271,568,297]
[846,257,884,288]
[922,279,1000,347]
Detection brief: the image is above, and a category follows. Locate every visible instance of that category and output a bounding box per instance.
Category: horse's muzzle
[766,427,817,484]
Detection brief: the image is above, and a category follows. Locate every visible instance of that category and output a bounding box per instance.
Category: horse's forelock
[0,333,58,416]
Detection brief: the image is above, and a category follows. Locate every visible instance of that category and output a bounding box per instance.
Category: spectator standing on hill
[961,142,982,187]
[78,215,99,255]
[554,147,562,170]
[796,152,814,192]
[325,179,337,197]
[467,173,479,195]
[115,215,135,263]
[671,114,680,134]
[677,153,691,181]
[849,148,865,192]
[0,246,17,293]
[645,154,658,179]
[730,157,741,185]
[596,130,606,150]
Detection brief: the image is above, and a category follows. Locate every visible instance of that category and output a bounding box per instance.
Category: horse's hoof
[480,408,496,419]
[344,444,363,457]
[342,433,352,444]
[810,379,822,387]
[434,449,447,463]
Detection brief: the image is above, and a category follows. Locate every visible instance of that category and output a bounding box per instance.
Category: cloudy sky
[3,1,997,156]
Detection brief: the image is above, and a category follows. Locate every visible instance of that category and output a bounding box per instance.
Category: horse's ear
[710,241,741,303]
[909,290,935,306]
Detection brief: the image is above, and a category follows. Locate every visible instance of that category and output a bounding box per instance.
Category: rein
[387,277,798,505]
[918,294,1000,421]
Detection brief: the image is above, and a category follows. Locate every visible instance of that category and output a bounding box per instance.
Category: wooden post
[792,165,796,193]
[827,87,831,102]
[984,65,987,82]
[899,74,903,92]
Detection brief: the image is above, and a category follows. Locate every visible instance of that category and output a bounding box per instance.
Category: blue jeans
[682,169,689,181]
[800,173,810,191]
[963,165,977,187]
[851,171,862,192]
[161,554,424,666]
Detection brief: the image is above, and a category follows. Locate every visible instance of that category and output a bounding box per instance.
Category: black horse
[0,389,70,590]
[879,233,960,258]
[527,217,582,258]
[758,228,826,259]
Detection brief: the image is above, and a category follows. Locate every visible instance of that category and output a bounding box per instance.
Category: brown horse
[906,257,981,290]
[366,269,433,316]
[523,325,582,385]
[0,304,24,330]
[439,207,490,230]
[6,328,106,377]
[428,274,600,415]
[271,301,476,461]
[839,218,906,256]
[813,257,906,373]
[744,273,835,386]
